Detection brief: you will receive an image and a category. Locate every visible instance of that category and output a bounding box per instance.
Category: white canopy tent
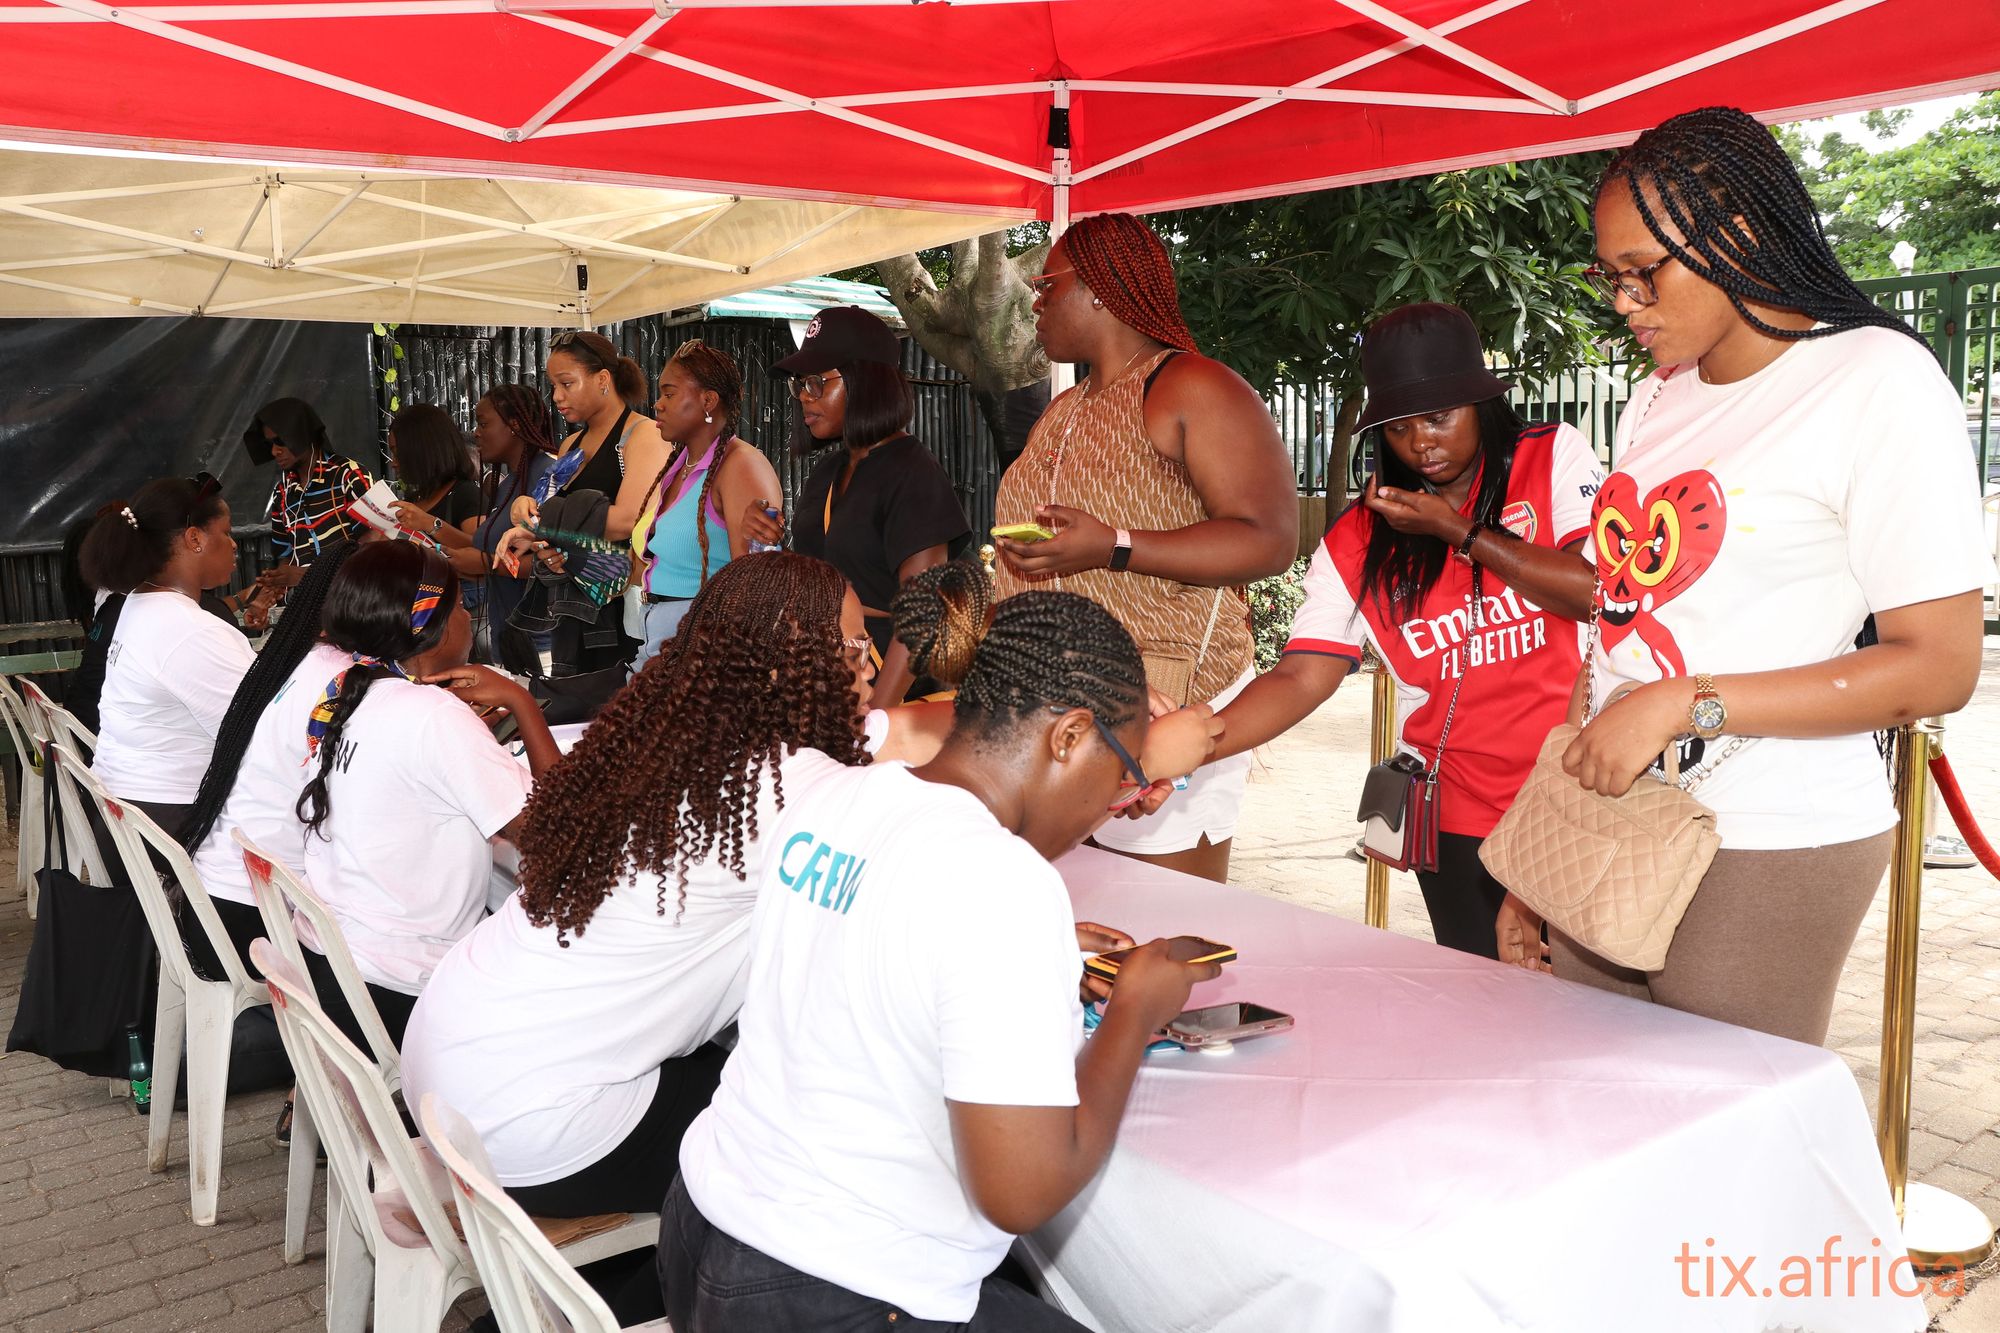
[0,144,1004,325]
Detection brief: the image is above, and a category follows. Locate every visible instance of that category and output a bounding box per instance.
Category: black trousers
[1413,831,1510,960]
[301,946,417,1051]
[508,1042,730,1218]
[184,895,267,984]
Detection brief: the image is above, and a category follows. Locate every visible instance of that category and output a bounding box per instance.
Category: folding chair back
[420,1094,628,1333]
[237,828,402,1094]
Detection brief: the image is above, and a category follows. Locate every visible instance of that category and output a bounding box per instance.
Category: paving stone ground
[2,647,1997,1330]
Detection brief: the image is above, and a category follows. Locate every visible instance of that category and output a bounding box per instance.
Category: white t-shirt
[91,592,256,803]
[679,762,1084,1322]
[190,644,351,908]
[1588,326,1994,849]
[401,742,866,1188]
[298,677,532,994]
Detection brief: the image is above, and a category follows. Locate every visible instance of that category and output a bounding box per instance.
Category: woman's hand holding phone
[1076,921,1135,1004]
[1106,938,1223,1035]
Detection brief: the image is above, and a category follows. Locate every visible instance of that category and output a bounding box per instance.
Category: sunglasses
[185,471,221,528]
[790,371,843,401]
[1027,267,1078,298]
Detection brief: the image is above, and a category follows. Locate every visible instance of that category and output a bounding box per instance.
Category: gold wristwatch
[1688,672,1727,740]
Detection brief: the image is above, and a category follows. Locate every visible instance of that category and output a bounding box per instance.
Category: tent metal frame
[0,0,1947,224]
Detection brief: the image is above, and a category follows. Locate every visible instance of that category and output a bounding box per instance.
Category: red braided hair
[1063,213,1197,354]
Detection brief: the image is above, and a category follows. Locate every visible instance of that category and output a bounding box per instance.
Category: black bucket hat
[773,306,901,375]
[1353,303,1511,433]
[242,398,329,467]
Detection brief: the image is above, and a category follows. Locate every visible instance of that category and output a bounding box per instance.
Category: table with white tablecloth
[1023,847,1922,1333]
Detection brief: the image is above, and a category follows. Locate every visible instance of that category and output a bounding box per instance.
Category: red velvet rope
[1930,752,2000,879]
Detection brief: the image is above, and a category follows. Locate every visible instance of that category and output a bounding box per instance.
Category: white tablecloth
[1024,847,1921,1333]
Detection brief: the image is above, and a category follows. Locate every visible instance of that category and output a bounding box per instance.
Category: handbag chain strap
[1424,569,1484,785]
[1585,371,1749,794]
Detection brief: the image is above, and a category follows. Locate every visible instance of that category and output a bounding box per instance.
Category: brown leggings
[1549,829,1895,1046]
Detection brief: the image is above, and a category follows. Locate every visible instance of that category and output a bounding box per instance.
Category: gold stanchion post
[1877,720,1995,1270]
[1363,646,1394,931]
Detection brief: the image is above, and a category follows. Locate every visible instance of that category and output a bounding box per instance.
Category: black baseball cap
[773,306,901,375]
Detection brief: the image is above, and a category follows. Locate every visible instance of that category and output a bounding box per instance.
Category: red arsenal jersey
[1285,422,1602,837]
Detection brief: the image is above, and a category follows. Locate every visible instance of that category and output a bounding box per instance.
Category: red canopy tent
[1,0,1995,230]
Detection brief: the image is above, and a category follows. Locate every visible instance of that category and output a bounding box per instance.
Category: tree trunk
[1328,392,1365,526]
[877,231,1053,465]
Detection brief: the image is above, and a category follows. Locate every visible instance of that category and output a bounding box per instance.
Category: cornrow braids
[514,552,869,943]
[179,539,357,853]
[1601,106,1927,348]
[892,560,993,686]
[1063,213,1198,353]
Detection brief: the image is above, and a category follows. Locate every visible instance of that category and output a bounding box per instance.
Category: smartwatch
[1108,528,1134,572]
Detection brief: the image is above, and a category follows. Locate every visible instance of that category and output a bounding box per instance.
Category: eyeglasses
[1049,707,1152,810]
[1027,268,1078,298]
[790,371,843,401]
[1582,255,1677,307]
[841,634,877,672]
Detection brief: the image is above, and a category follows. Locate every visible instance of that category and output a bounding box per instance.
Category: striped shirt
[270,452,372,562]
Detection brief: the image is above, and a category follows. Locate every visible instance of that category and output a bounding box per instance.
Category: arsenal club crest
[1500,500,1537,542]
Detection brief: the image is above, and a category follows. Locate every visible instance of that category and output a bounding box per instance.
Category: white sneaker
[1924,834,1977,870]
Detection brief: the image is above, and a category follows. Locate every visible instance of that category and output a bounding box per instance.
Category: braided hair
[1601,106,1926,347]
[514,553,869,942]
[296,542,459,837]
[1063,213,1198,353]
[671,340,745,588]
[179,539,357,853]
[894,562,1146,742]
[481,383,557,456]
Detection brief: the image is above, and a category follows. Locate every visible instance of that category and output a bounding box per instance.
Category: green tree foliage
[1153,156,1612,496]
[1780,94,2000,278]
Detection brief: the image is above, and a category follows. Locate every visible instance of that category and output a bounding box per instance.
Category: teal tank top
[645,438,733,598]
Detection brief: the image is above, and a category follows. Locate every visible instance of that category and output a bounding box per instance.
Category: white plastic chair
[0,674,47,908]
[234,828,341,1263]
[19,682,111,896]
[235,828,404,1094]
[421,1093,671,1333]
[254,942,657,1333]
[49,742,271,1227]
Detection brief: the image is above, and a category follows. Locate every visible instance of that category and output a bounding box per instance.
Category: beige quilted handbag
[1479,722,1721,972]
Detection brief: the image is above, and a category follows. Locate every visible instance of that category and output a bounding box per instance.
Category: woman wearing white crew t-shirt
[1510,108,1992,1044]
[291,541,557,1048]
[79,474,255,838]
[403,553,888,1223]
[665,563,1224,1332]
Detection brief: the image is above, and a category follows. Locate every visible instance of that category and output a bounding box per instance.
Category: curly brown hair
[515,552,869,943]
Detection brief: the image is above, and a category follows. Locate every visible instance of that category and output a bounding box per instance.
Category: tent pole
[1049,81,1074,397]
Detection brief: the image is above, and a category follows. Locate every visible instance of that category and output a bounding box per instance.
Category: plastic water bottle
[126,1028,150,1115]
[748,504,783,554]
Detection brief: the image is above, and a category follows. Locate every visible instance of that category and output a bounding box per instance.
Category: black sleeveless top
[564,406,632,500]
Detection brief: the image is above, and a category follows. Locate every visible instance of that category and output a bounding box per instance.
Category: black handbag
[6,741,155,1078]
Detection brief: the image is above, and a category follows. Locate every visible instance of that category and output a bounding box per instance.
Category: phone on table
[991,522,1057,544]
[1155,1002,1293,1049]
[1084,935,1236,981]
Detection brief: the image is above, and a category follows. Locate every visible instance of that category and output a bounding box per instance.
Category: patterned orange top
[993,350,1253,704]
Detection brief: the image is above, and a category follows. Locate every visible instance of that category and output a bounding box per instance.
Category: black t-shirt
[794,434,971,651]
[433,480,486,530]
